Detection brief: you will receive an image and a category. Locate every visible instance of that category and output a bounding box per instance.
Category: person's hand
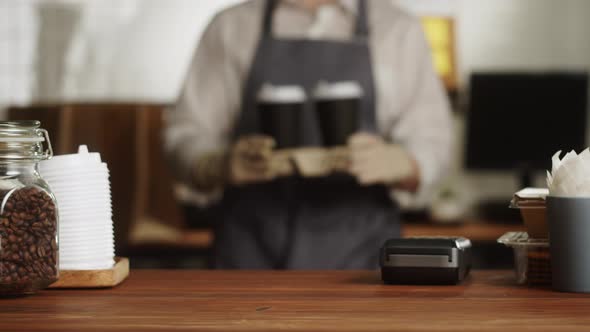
[192,135,295,190]
[228,135,277,186]
[348,133,418,189]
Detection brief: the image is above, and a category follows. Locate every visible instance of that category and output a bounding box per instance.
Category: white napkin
[548,148,590,197]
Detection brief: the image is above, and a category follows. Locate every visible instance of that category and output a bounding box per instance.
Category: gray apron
[214,0,401,269]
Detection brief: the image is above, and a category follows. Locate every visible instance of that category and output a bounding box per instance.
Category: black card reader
[380,237,472,285]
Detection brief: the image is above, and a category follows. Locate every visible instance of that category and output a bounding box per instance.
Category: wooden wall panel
[144,105,184,227]
[7,104,184,255]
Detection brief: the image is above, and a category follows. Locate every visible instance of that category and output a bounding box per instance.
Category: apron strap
[262,0,278,37]
[355,0,369,38]
[262,0,370,38]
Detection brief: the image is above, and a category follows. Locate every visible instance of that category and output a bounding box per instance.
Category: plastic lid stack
[39,145,115,270]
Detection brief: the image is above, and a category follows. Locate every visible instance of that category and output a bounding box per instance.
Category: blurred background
[1,0,589,269]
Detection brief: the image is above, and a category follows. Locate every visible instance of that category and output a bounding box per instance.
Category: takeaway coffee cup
[547,196,590,292]
[314,81,363,147]
[257,84,306,149]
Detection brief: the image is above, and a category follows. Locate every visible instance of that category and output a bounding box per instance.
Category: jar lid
[40,145,102,172]
[0,120,53,160]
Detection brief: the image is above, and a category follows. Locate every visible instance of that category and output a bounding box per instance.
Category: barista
[165,0,453,269]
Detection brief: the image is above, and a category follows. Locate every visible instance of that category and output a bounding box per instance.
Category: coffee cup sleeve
[291,148,332,177]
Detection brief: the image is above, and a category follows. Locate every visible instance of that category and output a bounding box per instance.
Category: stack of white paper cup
[39,145,115,270]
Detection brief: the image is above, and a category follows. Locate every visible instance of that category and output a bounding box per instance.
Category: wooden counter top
[403,221,526,242]
[1,270,588,331]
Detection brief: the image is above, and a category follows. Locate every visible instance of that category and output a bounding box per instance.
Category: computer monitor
[465,71,588,187]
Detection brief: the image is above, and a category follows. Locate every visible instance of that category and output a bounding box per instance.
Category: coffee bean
[0,187,58,295]
[37,246,45,258]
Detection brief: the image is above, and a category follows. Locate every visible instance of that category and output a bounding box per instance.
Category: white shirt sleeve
[163,12,243,184]
[387,19,454,206]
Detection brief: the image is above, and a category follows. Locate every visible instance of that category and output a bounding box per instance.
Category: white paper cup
[59,213,112,221]
[60,247,115,255]
[41,159,104,173]
[42,170,109,180]
[59,260,115,271]
[59,244,114,253]
[59,225,113,233]
[51,187,111,195]
[59,243,114,251]
[40,145,103,170]
[59,229,113,236]
[41,146,117,271]
[60,235,113,242]
[47,180,110,189]
[56,197,111,205]
[60,256,115,263]
[58,205,112,211]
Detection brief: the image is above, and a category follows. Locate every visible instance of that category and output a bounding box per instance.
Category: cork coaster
[49,257,129,289]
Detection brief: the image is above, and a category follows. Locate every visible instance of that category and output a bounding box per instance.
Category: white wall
[396,0,590,206]
[0,0,36,108]
[61,0,243,102]
[456,0,590,81]
[456,0,590,203]
[397,0,590,84]
[23,0,590,104]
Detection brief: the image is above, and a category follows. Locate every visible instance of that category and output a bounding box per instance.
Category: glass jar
[0,121,58,296]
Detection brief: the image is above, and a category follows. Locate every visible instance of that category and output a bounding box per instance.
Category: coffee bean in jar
[0,121,58,296]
